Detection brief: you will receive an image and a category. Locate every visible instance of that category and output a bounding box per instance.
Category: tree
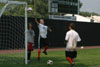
[80,12,100,17]
[0,0,83,18]
[30,0,83,18]
[36,0,48,18]
[79,1,82,8]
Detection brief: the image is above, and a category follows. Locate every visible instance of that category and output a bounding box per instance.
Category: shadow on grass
[28,56,87,67]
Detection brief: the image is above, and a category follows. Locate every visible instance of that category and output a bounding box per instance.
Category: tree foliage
[1,0,83,18]
[80,12,100,17]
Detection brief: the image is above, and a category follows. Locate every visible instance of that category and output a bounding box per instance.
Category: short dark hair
[28,22,32,29]
[69,23,75,29]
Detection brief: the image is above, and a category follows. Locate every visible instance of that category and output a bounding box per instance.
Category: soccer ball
[27,7,32,12]
[81,46,84,49]
[47,60,53,65]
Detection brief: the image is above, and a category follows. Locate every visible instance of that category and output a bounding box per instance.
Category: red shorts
[28,42,33,51]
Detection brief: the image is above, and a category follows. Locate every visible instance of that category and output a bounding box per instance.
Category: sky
[80,0,100,14]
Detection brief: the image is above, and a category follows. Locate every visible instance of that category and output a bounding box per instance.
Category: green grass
[0,48,100,67]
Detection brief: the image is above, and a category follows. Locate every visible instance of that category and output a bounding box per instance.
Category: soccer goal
[0,1,28,64]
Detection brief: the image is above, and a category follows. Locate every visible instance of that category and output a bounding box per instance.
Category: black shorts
[40,37,48,48]
[65,51,77,59]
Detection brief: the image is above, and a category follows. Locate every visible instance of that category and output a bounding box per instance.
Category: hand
[70,47,74,52]
[49,29,52,32]
[48,26,52,32]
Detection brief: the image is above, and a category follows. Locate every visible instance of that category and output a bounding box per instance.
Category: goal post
[0,1,28,64]
[25,3,28,65]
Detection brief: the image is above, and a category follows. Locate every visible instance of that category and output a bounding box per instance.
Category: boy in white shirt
[35,19,52,62]
[65,23,81,67]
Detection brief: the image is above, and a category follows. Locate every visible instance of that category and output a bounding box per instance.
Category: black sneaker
[37,58,40,62]
[71,64,75,67]
[27,60,31,63]
[43,51,47,55]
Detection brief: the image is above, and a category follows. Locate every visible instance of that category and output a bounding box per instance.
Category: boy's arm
[77,34,81,42]
[72,40,75,48]
[64,33,69,44]
[48,26,52,32]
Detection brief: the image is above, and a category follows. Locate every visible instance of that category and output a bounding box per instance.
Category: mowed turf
[0,48,100,67]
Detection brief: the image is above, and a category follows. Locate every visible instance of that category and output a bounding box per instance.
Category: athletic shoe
[71,64,75,67]
[27,60,31,63]
[37,58,40,62]
[43,51,47,55]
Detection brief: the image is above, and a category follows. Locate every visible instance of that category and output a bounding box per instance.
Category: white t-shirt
[38,23,48,38]
[27,29,35,44]
[65,30,81,51]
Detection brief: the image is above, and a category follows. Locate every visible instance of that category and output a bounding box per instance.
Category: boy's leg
[66,57,76,67]
[66,57,73,64]
[65,51,73,64]
[27,43,33,63]
[43,45,48,55]
[37,49,41,62]
[43,38,48,55]
[27,50,31,63]
[71,58,75,67]
[37,37,42,62]
[71,51,77,67]
[72,58,75,63]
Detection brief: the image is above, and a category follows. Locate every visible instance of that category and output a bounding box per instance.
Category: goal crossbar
[0,1,27,5]
[8,1,27,5]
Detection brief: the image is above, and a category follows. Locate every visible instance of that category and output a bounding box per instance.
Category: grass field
[0,48,100,67]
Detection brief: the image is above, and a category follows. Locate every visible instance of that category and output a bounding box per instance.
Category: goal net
[0,1,28,64]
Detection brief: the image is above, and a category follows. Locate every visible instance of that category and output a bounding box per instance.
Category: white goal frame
[0,1,28,64]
